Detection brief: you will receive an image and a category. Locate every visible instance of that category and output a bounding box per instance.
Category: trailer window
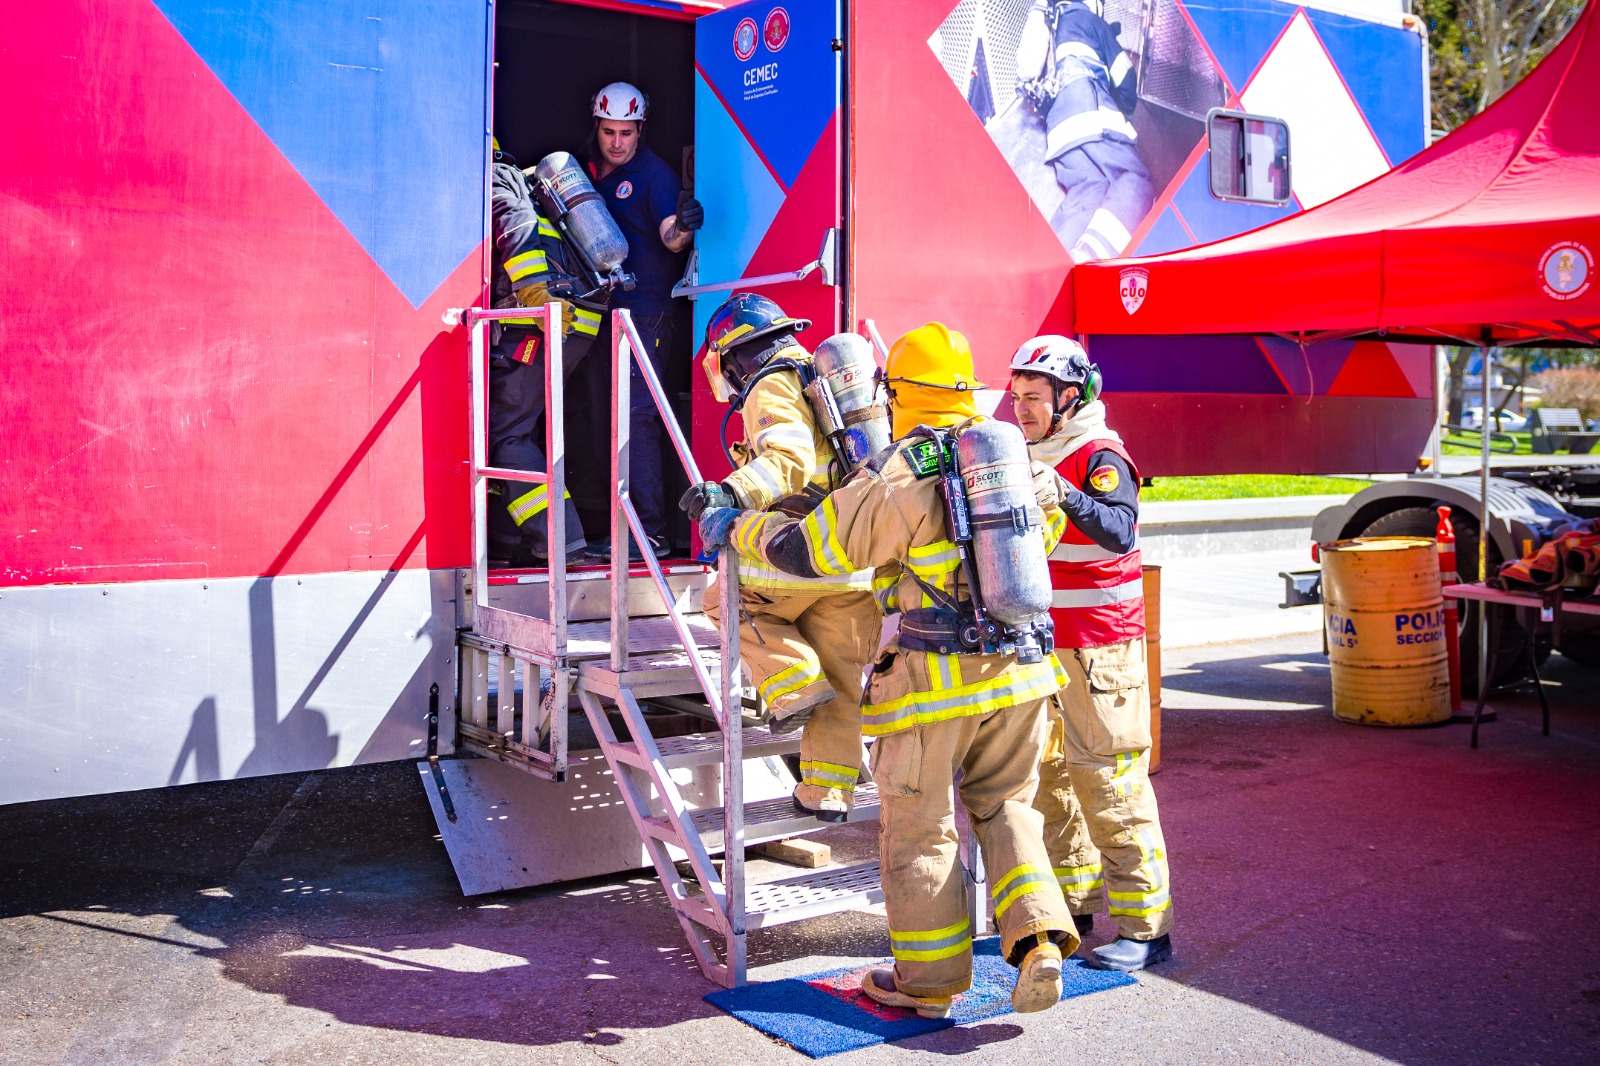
[1207,109,1290,205]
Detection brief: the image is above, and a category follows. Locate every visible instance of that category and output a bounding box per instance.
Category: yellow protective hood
[886,322,985,438]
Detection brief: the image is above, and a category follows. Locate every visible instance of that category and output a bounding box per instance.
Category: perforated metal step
[691,783,879,853]
[566,614,720,661]
[649,724,801,769]
[746,861,884,929]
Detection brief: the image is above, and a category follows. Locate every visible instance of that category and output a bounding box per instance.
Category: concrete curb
[1140,494,1345,561]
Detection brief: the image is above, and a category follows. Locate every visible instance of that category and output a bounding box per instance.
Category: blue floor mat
[704,937,1137,1058]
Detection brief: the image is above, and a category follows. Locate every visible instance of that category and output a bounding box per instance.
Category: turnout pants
[1048,139,1155,264]
[704,587,878,810]
[872,697,1076,998]
[1034,638,1173,940]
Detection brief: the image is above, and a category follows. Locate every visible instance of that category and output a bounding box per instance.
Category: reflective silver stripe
[1050,577,1144,609]
[889,918,972,962]
[1110,51,1133,86]
[1049,538,1139,563]
[753,424,813,452]
[1055,41,1104,65]
[738,559,871,591]
[1046,107,1138,157]
[1082,206,1133,254]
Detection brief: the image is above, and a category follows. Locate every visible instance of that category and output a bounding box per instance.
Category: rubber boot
[861,969,952,1019]
[1073,913,1094,937]
[1087,933,1171,972]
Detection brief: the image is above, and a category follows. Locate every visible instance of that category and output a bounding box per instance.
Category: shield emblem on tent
[1120,268,1149,315]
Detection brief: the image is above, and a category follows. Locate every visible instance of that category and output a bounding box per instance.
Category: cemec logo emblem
[734,17,759,61]
[1120,267,1149,315]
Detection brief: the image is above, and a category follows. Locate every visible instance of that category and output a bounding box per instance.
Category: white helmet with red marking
[592,81,647,121]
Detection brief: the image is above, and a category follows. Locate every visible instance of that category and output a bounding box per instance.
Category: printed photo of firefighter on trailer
[931,0,1229,263]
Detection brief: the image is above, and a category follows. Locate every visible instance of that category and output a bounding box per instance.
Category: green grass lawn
[1142,474,1375,502]
[1441,429,1531,456]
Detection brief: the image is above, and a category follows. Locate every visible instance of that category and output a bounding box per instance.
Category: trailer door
[687,0,843,478]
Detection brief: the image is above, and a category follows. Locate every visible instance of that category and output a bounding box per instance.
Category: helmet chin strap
[1046,385,1078,436]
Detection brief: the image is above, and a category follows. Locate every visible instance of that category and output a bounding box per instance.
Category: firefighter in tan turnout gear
[680,293,883,820]
[696,322,1077,1017]
[1009,334,1172,972]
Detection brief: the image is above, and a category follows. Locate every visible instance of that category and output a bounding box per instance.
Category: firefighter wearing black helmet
[486,137,606,564]
[680,293,880,821]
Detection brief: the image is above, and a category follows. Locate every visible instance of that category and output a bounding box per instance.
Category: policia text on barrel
[1321,537,1451,727]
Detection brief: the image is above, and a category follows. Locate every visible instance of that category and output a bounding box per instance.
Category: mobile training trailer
[2,0,1431,808]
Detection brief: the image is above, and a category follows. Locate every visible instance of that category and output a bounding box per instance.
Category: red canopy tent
[1070,2,1600,347]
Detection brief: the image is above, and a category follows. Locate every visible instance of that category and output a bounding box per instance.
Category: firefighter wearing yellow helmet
[682,294,882,821]
[695,322,1077,1018]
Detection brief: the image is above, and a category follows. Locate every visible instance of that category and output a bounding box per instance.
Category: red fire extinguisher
[1436,505,1462,713]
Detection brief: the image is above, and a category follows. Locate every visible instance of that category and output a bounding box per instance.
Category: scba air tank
[956,420,1055,629]
[532,152,630,277]
[810,333,891,470]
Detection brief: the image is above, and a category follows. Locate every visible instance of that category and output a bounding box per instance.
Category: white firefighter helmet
[1009,334,1101,407]
[592,81,647,121]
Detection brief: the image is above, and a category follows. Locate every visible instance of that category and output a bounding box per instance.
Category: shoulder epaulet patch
[903,438,948,480]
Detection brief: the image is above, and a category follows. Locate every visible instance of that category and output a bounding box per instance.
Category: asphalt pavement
[3,562,1600,1064]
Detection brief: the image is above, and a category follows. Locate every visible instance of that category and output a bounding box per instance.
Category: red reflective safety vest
[1048,437,1145,648]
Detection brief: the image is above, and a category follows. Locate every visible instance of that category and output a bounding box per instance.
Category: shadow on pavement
[3,645,1598,1062]
[1148,643,1600,1064]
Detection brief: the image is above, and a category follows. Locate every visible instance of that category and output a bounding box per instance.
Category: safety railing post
[468,314,491,616]
[719,550,745,984]
[611,310,631,672]
[544,304,568,767]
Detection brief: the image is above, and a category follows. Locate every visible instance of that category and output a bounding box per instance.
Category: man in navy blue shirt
[587,80,703,558]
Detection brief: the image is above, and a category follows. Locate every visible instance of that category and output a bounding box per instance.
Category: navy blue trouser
[602,311,677,541]
[486,328,592,559]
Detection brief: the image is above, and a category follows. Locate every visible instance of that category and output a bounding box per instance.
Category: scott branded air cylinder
[956,420,1054,628]
[533,152,630,279]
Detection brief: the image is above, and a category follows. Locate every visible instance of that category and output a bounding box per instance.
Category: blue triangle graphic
[1303,8,1427,166]
[152,0,486,307]
[1180,0,1293,94]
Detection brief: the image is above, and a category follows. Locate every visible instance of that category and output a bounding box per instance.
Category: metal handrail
[670,229,838,300]
[453,300,570,771]
[609,307,744,980]
[862,317,891,362]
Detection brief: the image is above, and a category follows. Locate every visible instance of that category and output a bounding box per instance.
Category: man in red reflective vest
[1008,334,1172,972]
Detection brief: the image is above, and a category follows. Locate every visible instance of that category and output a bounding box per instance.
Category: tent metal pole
[1478,338,1492,704]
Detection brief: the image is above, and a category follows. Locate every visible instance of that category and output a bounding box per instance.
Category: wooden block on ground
[754,837,830,868]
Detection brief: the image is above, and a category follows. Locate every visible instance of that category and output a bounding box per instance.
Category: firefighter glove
[697,507,741,553]
[517,282,576,332]
[676,192,704,232]
[679,480,735,521]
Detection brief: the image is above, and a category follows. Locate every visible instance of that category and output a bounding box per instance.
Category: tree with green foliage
[1416,0,1587,133]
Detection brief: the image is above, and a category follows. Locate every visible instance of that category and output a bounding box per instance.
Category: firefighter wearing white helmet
[695,323,1078,1020]
[583,80,705,556]
[1008,334,1173,973]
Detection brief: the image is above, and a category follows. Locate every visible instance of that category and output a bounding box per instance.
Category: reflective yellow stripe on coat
[861,656,1068,737]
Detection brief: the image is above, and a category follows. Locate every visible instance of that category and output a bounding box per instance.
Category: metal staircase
[446,304,892,987]
[573,309,888,987]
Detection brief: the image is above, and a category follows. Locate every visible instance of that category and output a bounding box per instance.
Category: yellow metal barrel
[1320,537,1451,726]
